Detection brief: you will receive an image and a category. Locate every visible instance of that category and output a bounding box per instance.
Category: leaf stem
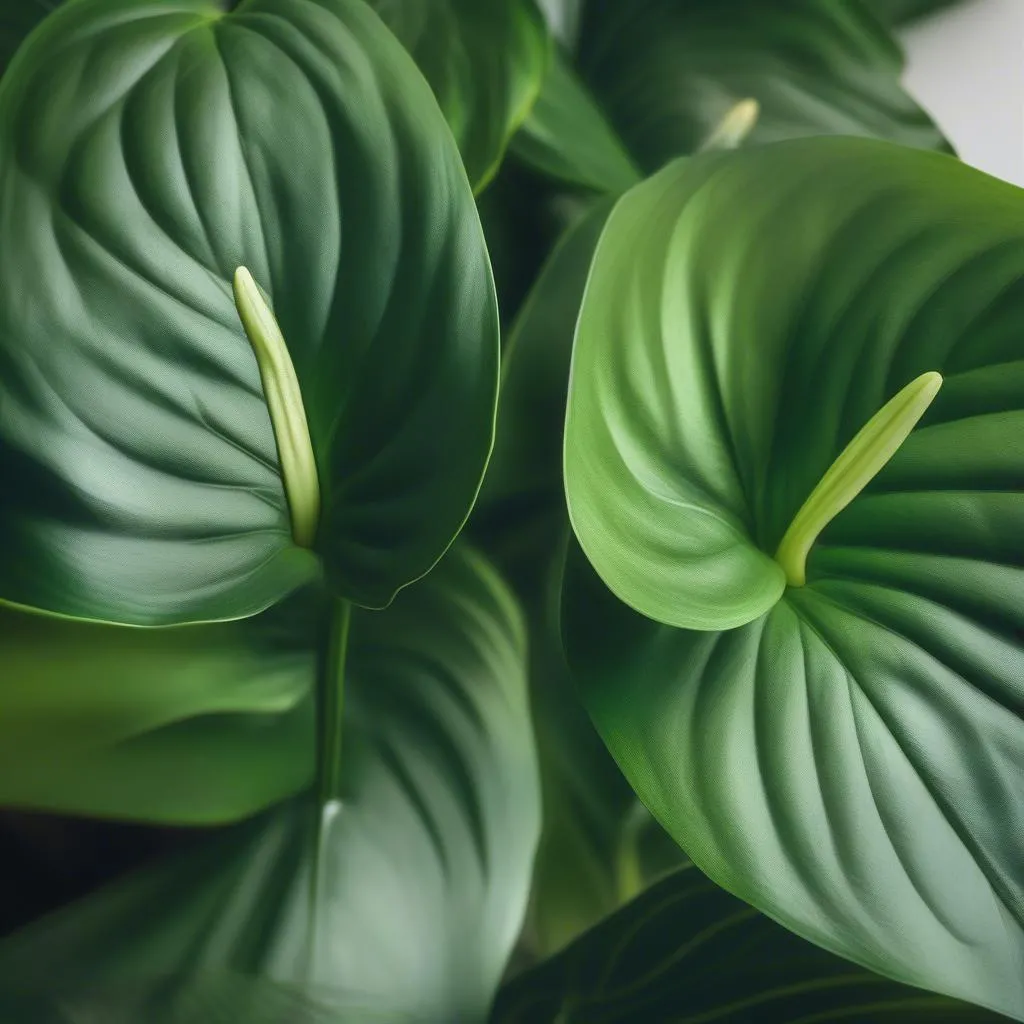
[775,371,943,587]
[307,597,352,979]
[233,266,320,548]
[319,597,353,806]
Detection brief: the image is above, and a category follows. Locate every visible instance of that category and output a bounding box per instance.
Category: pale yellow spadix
[699,98,761,152]
[233,267,320,549]
[775,371,943,587]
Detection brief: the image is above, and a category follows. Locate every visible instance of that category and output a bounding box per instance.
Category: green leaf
[493,865,1004,1023]
[0,0,497,626]
[0,0,56,74]
[368,0,550,191]
[0,595,316,824]
[575,0,950,173]
[868,0,966,24]
[510,47,641,195]
[0,546,540,1022]
[476,204,689,959]
[507,526,646,960]
[0,975,421,1024]
[480,197,615,521]
[562,138,1024,1017]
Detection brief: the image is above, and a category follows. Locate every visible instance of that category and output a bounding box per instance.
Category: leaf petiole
[775,370,943,587]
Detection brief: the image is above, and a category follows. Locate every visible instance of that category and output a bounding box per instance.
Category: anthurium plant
[0,0,1020,1021]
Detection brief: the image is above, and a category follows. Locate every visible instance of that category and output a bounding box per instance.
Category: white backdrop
[902,0,1024,186]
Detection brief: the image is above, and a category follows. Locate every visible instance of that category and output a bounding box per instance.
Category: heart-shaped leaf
[562,138,1024,1018]
[0,545,540,1022]
[368,0,550,191]
[574,0,950,173]
[493,865,1003,1023]
[0,0,497,625]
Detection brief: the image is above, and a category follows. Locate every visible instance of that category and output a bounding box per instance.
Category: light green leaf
[0,546,540,1022]
[0,0,497,625]
[493,864,1004,1022]
[510,47,641,195]
[369,0,549,191]
[575,0,950,173]
[562,138,1024,1018]
[0,595,316,824]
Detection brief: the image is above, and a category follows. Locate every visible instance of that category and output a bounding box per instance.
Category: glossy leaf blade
[0,546,540,1022]
[576,0,950,172]
[0,0,497,624]
[493,865,1004,1023]
[563,160,787,630]
[369,0,549,191]
[563,138,1024,1017]
[565,544,1024,1018]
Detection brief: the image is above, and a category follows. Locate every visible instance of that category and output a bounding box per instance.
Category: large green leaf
[574,0,949,173]
[0,596,316,823]
[369,0,549,191]
[493,865,1003,1023]
[562,138,1024,1018]
[0,0,497,626]
[0,546,540,1021]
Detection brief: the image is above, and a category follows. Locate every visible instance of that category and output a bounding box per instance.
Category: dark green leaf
[493,865,1004,1023]
[511,526,644,960]
[576,0,950,173]
[480,196,615,520]
[0,975,419,1024]
[562,138,1024,1018]
[0,546,540,1022]
[0,0,57,74]
[0,0,497,625]
[476,200,687,960]
[369,0,550,191]
[510,48,640,194]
